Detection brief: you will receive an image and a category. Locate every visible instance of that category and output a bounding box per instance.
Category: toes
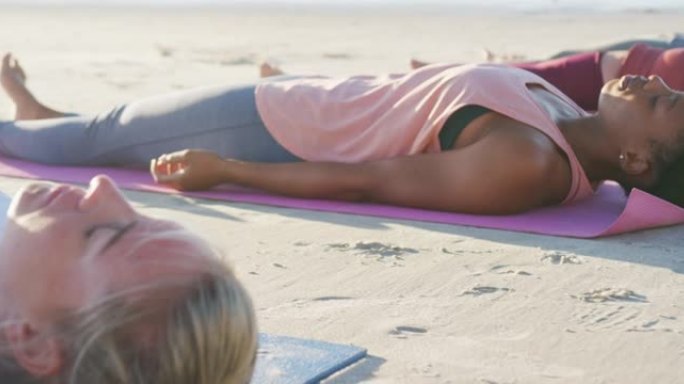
[5,54,17,70]
[2,53,11,69]
[14,60,26,81]
[259,61,284,78]
[410,58,428,69]
[259,62,273,77]
[1,53,26,83]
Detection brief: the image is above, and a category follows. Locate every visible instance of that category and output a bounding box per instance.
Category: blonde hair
[4,228,258,384]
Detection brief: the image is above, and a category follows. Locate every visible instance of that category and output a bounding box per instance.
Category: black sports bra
[439,105,491,150]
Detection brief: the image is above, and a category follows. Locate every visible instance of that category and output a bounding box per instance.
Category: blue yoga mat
[253,334,367,384]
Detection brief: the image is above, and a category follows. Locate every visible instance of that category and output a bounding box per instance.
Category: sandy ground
[1,5,684,383]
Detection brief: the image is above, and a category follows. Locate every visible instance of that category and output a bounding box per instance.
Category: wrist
[218,158,246,183]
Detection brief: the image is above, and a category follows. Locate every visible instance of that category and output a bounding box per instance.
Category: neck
[558,114,622,183]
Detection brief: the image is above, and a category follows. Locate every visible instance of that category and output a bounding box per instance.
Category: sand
[1,5,684,383]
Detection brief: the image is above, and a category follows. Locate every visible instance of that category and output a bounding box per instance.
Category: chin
[603,77,620,89]
[596,80,622,112]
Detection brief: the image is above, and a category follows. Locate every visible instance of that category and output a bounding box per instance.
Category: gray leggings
[0,83,299,167]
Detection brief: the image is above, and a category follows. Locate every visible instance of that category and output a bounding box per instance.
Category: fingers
[150,151,189,186]
[155,151,187,167]
[149,149,220,191]
[151,151,186,172]
[150,158,182,181]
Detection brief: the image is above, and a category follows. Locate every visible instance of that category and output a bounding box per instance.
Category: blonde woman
[0,175,257,383]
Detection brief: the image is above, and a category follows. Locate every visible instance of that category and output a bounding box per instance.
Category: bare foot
[410,58,431,70]
[259,62,285,78]
[1,53,66,120]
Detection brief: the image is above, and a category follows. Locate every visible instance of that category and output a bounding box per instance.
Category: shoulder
[521,129,573,206]
[483,122,573,207]
[431,119,572,213]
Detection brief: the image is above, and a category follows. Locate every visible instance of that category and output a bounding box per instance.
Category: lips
[43,185,72,206]
[41,184,89,210]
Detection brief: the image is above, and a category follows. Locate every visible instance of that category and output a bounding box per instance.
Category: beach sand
[1,5,684,383]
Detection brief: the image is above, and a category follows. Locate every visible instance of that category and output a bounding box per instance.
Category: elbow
[346,169,385,203]
[348,180,380,202]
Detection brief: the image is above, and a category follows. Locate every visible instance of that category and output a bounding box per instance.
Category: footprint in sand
[442,247,465,255]
[574,305,641,330]
[461,286,512,297]
[626,315,680,333]
[574,307,678,333]
[326,241,419,260]
[541,251,583,265]
[573,288,647,303]
[388,326,428,339]
[441,240,467,255]
[489,265,533,276]
[310,296,353,302]
[573,288,651,331]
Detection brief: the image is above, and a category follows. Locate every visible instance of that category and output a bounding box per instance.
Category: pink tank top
[255,64,593,204]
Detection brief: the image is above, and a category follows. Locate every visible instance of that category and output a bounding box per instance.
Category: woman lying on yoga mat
[0,174,257,383]
[407,34,684,111]
[2,53,684,215]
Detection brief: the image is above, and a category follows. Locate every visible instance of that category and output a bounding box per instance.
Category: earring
[619,154,625,161]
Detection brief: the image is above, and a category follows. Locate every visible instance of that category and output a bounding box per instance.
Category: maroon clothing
[513,52,604,112]
[618,43,684,92]
[511,44,684,112]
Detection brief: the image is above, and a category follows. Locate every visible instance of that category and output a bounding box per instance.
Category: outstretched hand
[150,149,228,191]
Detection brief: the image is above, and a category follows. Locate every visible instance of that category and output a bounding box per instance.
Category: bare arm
[151,131,570,214]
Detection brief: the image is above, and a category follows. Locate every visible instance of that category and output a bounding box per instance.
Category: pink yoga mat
[1,157,683,238]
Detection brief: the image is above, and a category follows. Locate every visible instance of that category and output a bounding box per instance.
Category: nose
[78,175,135,217]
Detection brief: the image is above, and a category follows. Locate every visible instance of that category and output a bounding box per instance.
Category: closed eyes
[649,93,679,110]
[85,221,137,252]
[650,95,661,108]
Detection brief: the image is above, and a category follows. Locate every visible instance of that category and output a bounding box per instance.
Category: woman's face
[598,75,684,155]
[0,175,207,326]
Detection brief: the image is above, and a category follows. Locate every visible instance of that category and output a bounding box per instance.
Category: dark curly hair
[619,134,684,208]
[644,151,684,207]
